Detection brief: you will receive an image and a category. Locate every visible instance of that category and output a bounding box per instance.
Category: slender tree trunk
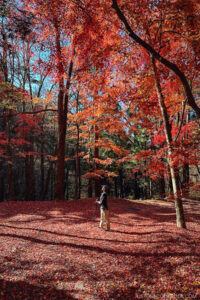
[74,124,80,199]
[182,163,189,196]
[149,178,152,199]
[0,175,4,202]
[182,110,190,197]
[27,153,35,201]
[87,126,93,198]
[133,173,141,199]
[94,125,101,197]
[1,17,8,82]
[119,168,124,198]
[159,176,165,199]
[51,172,54,200]
[40,130,45,198]
[88,178,93,198]
[42,162,53,201]
[7,115,15,201]
[114,177,118,198]
[65,169,69,200]
[78,152,81,199]
[74,93,80,200]
[151,55,186,228]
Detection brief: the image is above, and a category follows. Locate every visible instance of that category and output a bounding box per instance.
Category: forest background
[0,0,200,226]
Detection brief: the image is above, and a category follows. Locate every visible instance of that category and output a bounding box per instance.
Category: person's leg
[105,210,110,230]
[99,208,105,228]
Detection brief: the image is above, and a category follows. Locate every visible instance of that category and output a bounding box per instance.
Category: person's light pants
[99,208,110,230]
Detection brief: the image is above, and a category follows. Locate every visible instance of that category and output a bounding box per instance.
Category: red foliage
[0,198,199,299]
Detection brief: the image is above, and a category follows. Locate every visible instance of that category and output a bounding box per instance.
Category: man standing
[96,185,110,231]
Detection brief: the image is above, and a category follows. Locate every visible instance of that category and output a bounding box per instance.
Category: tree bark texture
[151,55,186,228]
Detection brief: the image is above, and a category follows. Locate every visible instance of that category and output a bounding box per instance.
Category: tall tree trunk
[182,163,189,196]
[42,162,53,201]
[74,125,80,199]
[87,126,93,198]
[159,176,165,199]
[0,175,4,202]
[151,55,186,228]
[133,173,141,199]
[7,114,15,201]
[114,177,118,198]
[53,15,74,200]
[78,151,81,199]
[65,168,69,200]
[182,110,190,197]
[88,178,93,198]
[94,125,101,197]
[149,178,152,199]
[74,93,80,200]
[111,0,200,118]
[119,168,124,198]
[40,130,45,198]
[27,153,35,201]
[1,17,8,82]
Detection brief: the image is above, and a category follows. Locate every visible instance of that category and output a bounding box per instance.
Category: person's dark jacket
[98,192,108,210]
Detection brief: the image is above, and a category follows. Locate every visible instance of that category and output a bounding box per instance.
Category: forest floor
[0,198,199,300]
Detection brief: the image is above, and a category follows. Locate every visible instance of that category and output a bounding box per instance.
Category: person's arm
[96,193,104,205]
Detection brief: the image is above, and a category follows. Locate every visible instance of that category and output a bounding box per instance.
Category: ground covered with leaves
[0,198,199,299]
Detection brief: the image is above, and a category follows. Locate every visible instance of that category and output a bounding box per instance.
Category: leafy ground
[0,198,199,299]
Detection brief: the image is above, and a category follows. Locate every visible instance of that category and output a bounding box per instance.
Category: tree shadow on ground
[0,231,199,258]
[0,198,199,299]
[0,197,199,229]
[0,279,75,300]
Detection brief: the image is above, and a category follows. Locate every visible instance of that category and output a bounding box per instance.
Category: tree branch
[111,0,200,118]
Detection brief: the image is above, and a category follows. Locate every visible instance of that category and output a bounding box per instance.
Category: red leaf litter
[0,198,199,299]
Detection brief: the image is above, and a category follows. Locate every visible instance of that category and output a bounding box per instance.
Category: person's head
[102,185,108,192]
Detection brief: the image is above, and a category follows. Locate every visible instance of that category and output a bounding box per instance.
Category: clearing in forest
[0,198,199,299]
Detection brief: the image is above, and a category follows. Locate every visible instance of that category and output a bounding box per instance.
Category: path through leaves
[0,198,199,299]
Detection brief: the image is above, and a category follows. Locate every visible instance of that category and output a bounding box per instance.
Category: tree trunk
[151,55,186,228]
[0,175,4,202]
[182,111,190,197]
[1,17,8,82]
[74,132,80,200]
[94,125,101,197]
[88,178,93,198]
[78,152,81,199]
[119,168,124,198]
[133,173,141,199]
[159,176,165,199]
[54,15,74,200]
[40,129,45,198]
[42,162,53,201]
[87,126,93,198]
[111,0,200,118]
[28,153,35,202]
[7,115,15,201]
[114,177,118,198]
[74,94,80,200]
[149,178,152,199]
[65,168,69,200]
